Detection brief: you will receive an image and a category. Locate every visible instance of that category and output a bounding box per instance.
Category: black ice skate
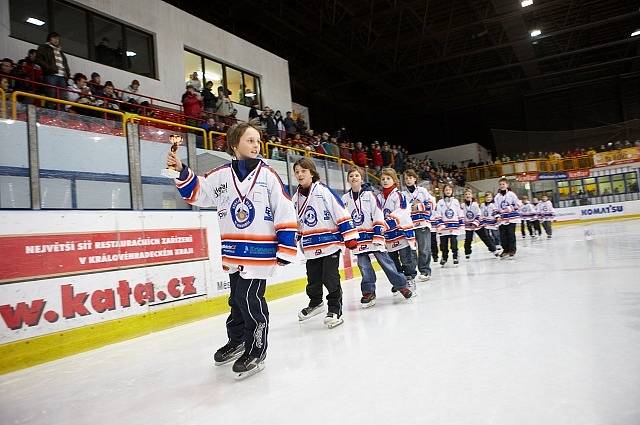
[361,293,376,308]
[324,312,344,329]
[440,258,447,267]
[214,341,245,366]
[453,257,459,265]
[232,352,266,380]
[298,302,325,321]
[465,254,471,259]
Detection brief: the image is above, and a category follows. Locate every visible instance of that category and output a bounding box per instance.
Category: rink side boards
[2,201,639,375]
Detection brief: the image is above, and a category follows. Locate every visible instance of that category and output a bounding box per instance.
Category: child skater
[480,191,502,251]
[434,184,464,266]
[519,196,536,238]
[530,197,543,237]
[461,188,499,259]
[377,168,418,293]
[292,157,359,329]
[403,169,436,281]
[168,122,298,380]
[342,166,414,307]
[494,178,520,258]
[538,195,556,238]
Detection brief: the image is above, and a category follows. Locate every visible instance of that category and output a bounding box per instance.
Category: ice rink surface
[1,219,639,425]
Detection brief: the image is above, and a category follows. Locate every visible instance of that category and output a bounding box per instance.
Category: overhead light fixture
[126,51,137,57]
[521,0,533,7]
[245,93,257,97]
[631,29,640,37]
[26,17,45,26]
[530,29,542,37]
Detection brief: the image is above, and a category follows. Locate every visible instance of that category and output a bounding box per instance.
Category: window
[557,181,570,200]
[9,0,49,46]
[597,176,612,196]
[53,1,87,58]
[9,0,156,79]
[583,178,597,197]
[124,28,154,77]
[612,174,625,194]
[184,50,262,108]
[625,172,638,193]
[225,67,243,104]
[569,180,583,197]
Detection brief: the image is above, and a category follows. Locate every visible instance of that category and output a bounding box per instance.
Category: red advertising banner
[0,229,209,284]
[516,172,539,182]
[566,169,590,179]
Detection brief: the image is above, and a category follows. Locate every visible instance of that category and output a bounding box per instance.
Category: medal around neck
[161,134,182,178]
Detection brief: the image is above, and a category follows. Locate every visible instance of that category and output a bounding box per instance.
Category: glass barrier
[35,106,131,209]
[139,125,190,210]
[0,117,30,208]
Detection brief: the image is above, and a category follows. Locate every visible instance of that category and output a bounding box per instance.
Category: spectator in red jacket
[17,49,43,93]
[181,84,203,126]
[339,141,352,161]
[352,141,368,167]
[371,141,383,172]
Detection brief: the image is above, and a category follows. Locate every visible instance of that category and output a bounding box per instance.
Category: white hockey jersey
[537,200,556,222]
[461,200,481,231]
[494,190,520,225]
[434,197,465,235]
[377,187,416,252]
[519,202,537,221]
[404,186,436,229]
[175,160,298,280]
[342,189,387,254]
[292,182,359,259]
[479,201,500,230]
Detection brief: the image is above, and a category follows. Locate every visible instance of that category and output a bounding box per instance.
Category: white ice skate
[324,313,344,329]
[407,279,418,297]
[298,302,325,321]
[418,273,431,282]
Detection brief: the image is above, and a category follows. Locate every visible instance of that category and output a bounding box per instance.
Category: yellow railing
[11,91,127,135]
[465,154,596,181]
[264,141,380,183]
[208,130,227,152]
[0,88,5,119]
[126,115,208,149]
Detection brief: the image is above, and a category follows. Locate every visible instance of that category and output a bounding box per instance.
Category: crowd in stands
[492,140,640,164]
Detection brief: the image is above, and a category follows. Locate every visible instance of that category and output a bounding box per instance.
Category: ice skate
[214,341,245,366]
[407,279,418,296]
[440,258,447,267]
[453,257,459,265]
[418,273,431,282]
[465,254,470,259]
[324,312,344,329]
[360,293,376,308]
[233,352,266,380]
[398,287,415,299]
[298,302,325,321]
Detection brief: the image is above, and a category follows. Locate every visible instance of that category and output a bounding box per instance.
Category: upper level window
[9,0,156,78]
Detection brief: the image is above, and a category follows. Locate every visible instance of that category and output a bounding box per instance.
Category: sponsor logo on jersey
[264,206,274,221]
[230,198,255,229]
[303,206,318,227]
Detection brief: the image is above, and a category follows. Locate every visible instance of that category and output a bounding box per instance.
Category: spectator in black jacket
[284,111,297,136]
[88,72,104,97]
[35,32,70,102]
[201,81,217,116]
[249,101,260,120]
[260,106,278,137]
[381,143,393,167]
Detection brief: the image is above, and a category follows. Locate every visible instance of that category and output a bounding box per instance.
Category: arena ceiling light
[631,29,640,37]
[530,29,542,37]
[521,0,533,7]
[26,17,45,26]
[126,51,137,57]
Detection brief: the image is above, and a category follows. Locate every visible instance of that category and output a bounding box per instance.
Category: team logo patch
[303,206,318,227]
[383,208,392,219]
[500,200,508,208]
[351,209,365,226]
[466,210,475,219]
[230,198,255,229]
[445,208,455,219]
[543,206,548,211]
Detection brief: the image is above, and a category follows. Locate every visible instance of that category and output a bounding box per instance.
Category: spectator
[261,107,277,137]
[186,72,202,91]
[393,145,404,172]
[100,81,121,110]
[88,72,104,97]
[339,141,352,161]
[35,32,70,103]
[295,115,307,132]
[215,86,234,120]
[201,81,216,116]
[0,58,15,91]
[201,116,217,132]
[284,111,296,136]
[0,76,11,95]
[181,84,203,125]
[124,79,142,103]
[249,101,260,120]
[353,141,368,167]
[324,136,340,157]
[229,109,238,125]
[16,49,43,93]
[67,73,96,113]
[274,110,286,139]
[371,142,383,172]
[381,143,393,167]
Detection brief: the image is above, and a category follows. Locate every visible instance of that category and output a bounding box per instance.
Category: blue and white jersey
[342,189,387,254]
[434,197,465,235]
[292,182,358,259]
[537,200,556,222]
[403,186,436,230]
[480,201,500,230]
[377,188,416,252]
[175,159,298,279]
[461,200,481,231]
[494,190,520,225]
[519,202,537,221]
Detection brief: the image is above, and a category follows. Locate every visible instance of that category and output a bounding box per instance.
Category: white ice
[1,220,640,425]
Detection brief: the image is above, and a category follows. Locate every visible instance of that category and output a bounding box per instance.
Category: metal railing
[0,87,5,119]
[465,155,596,181]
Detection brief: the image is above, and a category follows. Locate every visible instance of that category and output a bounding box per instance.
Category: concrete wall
[410,143,492,166]
[0,0,292,121]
